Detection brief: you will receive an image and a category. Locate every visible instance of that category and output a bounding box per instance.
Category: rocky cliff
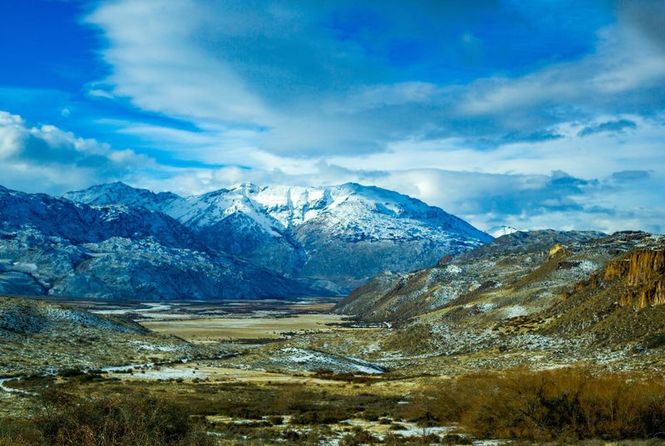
[605,250,665,309]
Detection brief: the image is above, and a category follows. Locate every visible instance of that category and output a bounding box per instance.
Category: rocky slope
[0,297,195,375]
[335,230,665,357]
[335,230,605,321]
[0,229,322,300]
[0,185,198,249]
[65,182,492,292]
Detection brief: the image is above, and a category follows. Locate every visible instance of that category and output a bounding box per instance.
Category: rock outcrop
[614,250,665,309]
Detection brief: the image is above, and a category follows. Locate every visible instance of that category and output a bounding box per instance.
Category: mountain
[488,225,521,238]
[64,181,181,212]
[0,185,322,300]
[0,182,490,300]
[1,185,198,249]
[335,230,665,352]
[66,182,492,291]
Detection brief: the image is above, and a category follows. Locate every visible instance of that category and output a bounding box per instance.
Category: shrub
[406,368,665,441]
[35,389,214,446]
[340,428,378,446]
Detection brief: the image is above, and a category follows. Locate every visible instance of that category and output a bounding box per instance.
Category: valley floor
[1,297,664,445]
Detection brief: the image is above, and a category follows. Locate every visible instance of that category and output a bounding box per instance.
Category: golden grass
[141,313,347,342]
[405,367,665,441]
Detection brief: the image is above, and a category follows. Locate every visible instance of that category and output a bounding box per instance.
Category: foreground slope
[0,297,195,375]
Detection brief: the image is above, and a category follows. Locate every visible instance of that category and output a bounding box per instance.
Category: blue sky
[0,0,664,233]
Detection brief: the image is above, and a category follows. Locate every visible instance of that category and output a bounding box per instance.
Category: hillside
[0,297,195,375]
[334,230,665,366]
[0,185,325,300]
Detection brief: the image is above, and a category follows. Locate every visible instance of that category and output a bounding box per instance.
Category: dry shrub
[36,389,213,446]
[340,428,378,446]
[406,368,665,441]
[0,418,44,446]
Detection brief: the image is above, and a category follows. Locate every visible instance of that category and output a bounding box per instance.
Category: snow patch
[278,348,384,374]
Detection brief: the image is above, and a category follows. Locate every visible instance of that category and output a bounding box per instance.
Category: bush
[340,428,378,446]
[35,389,213,446]
[0,418,44,446]
[406,368,665,441]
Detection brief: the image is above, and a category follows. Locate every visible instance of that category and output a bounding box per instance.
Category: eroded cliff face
[602,250,665,309]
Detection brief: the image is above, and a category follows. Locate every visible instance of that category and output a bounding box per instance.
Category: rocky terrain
[1,233,663,445]
[334,230,665,370]
[0,227,319,300]
[0,297,198,376]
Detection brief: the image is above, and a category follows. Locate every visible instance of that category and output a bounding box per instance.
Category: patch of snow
[129,341,180,352]
[0,377,36,395]
[501,305,528,319]
[488,225,520,238]
[577,260,598,273]
[130,367,206,381]
[445,264,462,275]
[394,425,453,438]
[278,348,384,374]
[11,262,37,272]
[476,303,495,312]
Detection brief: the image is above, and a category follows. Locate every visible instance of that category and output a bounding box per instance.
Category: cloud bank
[1,110,663,234]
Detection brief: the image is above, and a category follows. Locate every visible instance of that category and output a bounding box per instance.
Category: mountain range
[0,182,491,300]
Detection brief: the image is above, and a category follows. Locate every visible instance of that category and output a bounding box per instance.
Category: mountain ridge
[65,181,492,290]
[0,182,491,299]
[334,230,665,350]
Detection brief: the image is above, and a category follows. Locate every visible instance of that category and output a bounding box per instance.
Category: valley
[0,185,664,444]
[2,247,665,446]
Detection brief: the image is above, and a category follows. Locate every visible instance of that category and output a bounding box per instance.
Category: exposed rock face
[611,250,665,309]
[548,243,567,259]
[625,250,665,286]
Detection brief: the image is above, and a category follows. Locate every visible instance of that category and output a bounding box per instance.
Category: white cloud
[459,28,665,117]
[86,0,269,125]
[0,111,152,194]
[4,1,662,233]
[83,0,665,161]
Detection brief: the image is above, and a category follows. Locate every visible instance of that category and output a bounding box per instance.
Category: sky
[0,0,664,234]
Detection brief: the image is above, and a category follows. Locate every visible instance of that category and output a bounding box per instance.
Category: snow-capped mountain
[66,182,492,291]
[0,181,493,300]
[0,185,321,299]
[0,185,197,249]
[64,182,181,213]
[488,225,521,238]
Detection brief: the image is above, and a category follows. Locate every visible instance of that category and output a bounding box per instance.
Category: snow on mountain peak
[65,181,492,244]
[64,182,181,212]
[1,182,495,296]
[489,225,522,238]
